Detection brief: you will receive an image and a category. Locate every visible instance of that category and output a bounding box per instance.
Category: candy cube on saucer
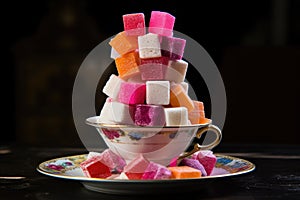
[141,161,172,180]
[124,154,150,180]
[168,166,202,179]
[80,156,111,178]
[111,172,129,180]
[179,158,207,176]
[98,149,126,173]
[168,156,179,167]
[192,150,217,176]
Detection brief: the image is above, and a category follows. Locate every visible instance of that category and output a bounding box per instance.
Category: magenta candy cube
[161,36,186,60]
[160,36,173,58]
[123,13,146,36]
[171,37,186,60]
[192,150,217,176]
[168,157,179,167]
[134,104,165,126]
[180,158,207,176]
[140,56,169,66]
[149,11,175,37]
[118,82,146,105]
[139,64,165,81]
[139,57,169,80]
[141,162,171,180]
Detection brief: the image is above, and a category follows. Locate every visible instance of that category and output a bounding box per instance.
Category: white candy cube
[99,98,134,125]
[164,107,189,126]
[102,74,124,100]
[98,98,115,123]
[146,81,170,105]
[110,47,120,59]
[180,82,189,93]
[138,33,161,58]
[110,101,134,125]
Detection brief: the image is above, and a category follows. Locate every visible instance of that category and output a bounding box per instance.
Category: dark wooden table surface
[1,143,299,200]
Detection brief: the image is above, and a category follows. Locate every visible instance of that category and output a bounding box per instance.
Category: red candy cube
[124,154,150,180]
[80,156,111,178]
[123,13,146,36]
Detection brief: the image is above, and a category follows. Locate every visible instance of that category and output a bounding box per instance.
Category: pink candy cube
[139,57,169,80]
[149,11,175,37]
[180,158,207,176]
[134,104,165,126]
[123,13,146,36]
[192,150,217,176]
[118,82,146,105]
[141,161,172,180]
[124,154,150,180]
[99,149,127,173]
[161,36,186,60]
[80,149,127,178]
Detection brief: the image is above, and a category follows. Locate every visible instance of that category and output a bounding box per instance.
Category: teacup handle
[177,124,222,163]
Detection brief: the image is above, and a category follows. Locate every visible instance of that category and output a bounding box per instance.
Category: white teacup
[86,116,222,166]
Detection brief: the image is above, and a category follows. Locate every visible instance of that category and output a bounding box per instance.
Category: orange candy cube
[189,100,206,124]
[170,84,194,112]
[168,166,202,179]
[109,31,138,56]
[115,51,140,80]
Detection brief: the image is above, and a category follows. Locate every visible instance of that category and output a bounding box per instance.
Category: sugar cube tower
[102,11,210,126]
[80,11,219,180]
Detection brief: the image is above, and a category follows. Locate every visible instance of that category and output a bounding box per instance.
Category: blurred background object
[2,0,299,147]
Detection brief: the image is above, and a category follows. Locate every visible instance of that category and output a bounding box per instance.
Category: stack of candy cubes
[80,11,219,180]
[99,11,210,126]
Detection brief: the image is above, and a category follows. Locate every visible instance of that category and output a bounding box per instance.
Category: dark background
[1,0,299,148]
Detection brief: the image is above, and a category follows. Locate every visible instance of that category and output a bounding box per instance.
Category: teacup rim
[85,116,212,129]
